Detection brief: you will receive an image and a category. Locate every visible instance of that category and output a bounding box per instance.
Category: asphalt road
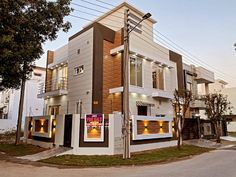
[1,149,236,177]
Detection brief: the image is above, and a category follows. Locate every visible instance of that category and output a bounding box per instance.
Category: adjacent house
[0,66,46,133]
[209,79,236,133]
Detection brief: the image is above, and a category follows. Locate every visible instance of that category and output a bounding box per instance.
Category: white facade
[0,67,46,133]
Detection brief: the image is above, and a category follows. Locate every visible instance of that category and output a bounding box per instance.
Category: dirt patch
[0,131,16,144]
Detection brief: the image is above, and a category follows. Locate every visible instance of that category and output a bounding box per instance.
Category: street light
[122,10,151,159]
[128,13,152,34]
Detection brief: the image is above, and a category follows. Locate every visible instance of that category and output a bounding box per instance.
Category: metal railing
[38,77,68,94]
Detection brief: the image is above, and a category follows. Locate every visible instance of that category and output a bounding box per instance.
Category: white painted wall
[0,68,46,133]
[48,44,68,67]
[227,122,236,132]
[44,95,68,115]
[67,28,94,115]
[55,115,65,146]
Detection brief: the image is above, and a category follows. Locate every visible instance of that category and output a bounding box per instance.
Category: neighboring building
[203,79,236,133]
[222,87,236,132]
[182,63,214,119]
[0,66,46,133]
[209,79,228,93]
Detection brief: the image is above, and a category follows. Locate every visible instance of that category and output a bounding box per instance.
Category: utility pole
[122,8,130,159]
[122,9,152,159]
[15,62,27,145]
[15,78,26,145]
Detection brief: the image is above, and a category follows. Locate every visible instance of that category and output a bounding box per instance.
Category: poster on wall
[84,114,104,142]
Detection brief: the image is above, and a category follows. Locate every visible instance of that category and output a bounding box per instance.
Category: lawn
[0,143,46,156]
[41,145,212,167]
[228,132,236,137]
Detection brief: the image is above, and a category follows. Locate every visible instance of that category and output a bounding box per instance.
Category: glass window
[130,57,142,87]
[152,65,164,90]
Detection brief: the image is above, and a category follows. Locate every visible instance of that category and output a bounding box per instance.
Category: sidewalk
[221,136,236,142]
[184,139,222,149]
[184,137,236,149]
[18,147,71,161]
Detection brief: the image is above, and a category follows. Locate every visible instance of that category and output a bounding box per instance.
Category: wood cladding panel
[47,50,54,65]
[102,31,122,115]
[45,69,52,92]
[137,120,169,135]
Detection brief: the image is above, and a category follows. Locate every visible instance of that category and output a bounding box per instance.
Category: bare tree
[204,93,232,143]
[172,89,192,149]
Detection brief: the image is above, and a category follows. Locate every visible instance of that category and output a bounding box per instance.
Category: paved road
[1,149,236,177]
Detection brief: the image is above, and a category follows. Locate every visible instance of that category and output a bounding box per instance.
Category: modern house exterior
[24,2,182,154]
[0,66,46,133]
[182,63,215,119]
[181,63,216,139]
[208,79,236,133]
[24,2,221,154]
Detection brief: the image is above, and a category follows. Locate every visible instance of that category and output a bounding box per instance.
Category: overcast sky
[37,0,236,86]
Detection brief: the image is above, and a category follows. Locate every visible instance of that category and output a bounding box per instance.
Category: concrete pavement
[1,149,236,177]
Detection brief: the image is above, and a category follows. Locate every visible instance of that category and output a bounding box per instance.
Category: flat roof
[83,2,157,29]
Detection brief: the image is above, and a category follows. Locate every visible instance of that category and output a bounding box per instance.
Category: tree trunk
[177,117,182,150]
[214,122,221,143]
[15,79,26,145]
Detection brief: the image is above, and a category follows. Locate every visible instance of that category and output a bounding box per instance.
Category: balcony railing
[38,77,68,95]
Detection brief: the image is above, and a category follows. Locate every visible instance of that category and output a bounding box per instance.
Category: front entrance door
[63,115,72,147]
[137,106,148,116]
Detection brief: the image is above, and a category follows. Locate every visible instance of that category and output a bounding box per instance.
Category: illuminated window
[152,65,164,90]
[130,57,142,87]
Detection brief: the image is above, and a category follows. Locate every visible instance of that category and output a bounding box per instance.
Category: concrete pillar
[205,83,209,95]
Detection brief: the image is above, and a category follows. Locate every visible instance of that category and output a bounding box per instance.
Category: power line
[82,0,236,82]
[69,14,122,29]
[71,2,123,19]
[70,0,236,84]
[80,0,111,10]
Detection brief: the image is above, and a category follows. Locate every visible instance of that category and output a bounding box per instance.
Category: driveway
[1,149,236,177]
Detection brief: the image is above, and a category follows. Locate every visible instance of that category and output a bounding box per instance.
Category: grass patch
[228,132,236,137]
[0,143,47,156]
[41,145,212,167]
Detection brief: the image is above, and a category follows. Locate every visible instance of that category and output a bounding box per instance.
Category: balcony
[190,100,206,109]
[38,77,68,98]
[152,89,173,99]
[195,67,214,84]
[109,86,173,99]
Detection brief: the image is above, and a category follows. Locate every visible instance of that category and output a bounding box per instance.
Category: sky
[36,0,236,86]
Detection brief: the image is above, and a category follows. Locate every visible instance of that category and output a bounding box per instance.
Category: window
[186,82,192,92]
[48,105,60,115]
[137,106,147,116]
[34,72,42,77]
[77,49,80,54]
[74,65,84,75]
[130,57,142,87]
[152,66,164,90]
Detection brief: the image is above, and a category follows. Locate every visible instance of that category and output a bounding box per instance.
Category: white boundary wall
[25,114,177,155]
[60,113,177,156]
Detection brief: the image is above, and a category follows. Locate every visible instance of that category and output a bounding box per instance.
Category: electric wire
[76,0,236,83]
